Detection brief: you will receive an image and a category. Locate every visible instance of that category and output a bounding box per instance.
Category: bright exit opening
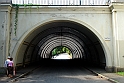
[51,46,72,59]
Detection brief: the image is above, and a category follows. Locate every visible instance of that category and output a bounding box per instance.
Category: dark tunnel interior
[16,20,106,69]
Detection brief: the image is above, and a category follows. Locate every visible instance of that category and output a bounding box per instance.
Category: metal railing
[1,0,123,5]
[0,0,12,4]
[11,0,109,5]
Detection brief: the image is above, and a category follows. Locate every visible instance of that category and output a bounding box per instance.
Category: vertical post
[6,6,12,64]
[112,8,120,72]
[112,10,117,72]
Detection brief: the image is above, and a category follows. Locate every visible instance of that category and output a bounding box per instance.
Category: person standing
[4,56,10,76]
[7,57,14,78]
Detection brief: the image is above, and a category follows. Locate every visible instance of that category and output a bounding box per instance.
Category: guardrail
[11,0,109,5]
[1,0,123,5]
[0,0,12,4]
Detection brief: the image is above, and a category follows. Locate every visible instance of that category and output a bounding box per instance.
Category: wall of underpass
[5,3,124,72]
[7,5,114,72]
[0,5,11,68]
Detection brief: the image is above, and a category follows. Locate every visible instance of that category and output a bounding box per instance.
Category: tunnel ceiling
[25,20,98,46]
[20,20,106,67]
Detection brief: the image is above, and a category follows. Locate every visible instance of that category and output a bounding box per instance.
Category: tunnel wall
[0,7,7,67]
[0,5,11,68]
[1,3,124,72]
[8,6,113,69]
[110,2,124,72]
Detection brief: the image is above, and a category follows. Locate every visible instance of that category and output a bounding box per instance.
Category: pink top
[8,61,13,67]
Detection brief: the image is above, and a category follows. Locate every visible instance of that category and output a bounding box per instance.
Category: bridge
[0,0,124,72]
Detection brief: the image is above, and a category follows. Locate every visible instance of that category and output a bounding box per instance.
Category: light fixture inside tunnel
[51,46,72,59]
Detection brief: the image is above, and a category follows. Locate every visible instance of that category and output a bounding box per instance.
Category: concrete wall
[115,0,124,2]
[0,10,6,67]
[9,6,113,68]
[110,2,124,71]
[1,2,124,72]
[0,5,11,68]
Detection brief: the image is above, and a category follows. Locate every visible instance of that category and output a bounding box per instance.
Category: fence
[11,0,109,5]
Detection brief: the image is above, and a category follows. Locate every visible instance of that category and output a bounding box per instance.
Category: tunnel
[15,20,106,69]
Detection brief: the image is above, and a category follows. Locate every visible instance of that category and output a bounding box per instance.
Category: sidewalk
[0,65,38,83]
[89,67,124,83]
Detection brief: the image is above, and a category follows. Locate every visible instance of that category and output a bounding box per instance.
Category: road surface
[14,64,111,83]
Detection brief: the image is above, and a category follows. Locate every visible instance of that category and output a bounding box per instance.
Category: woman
[7,57,14,77]
[4,56,10,76]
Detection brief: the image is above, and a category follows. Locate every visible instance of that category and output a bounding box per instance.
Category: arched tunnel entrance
[15,20,106,69]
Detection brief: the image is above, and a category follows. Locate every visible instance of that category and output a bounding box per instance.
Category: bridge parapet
[11,0,109,5]
[1,0,123,6]
[1,0,124,5]
[0,0,12,4]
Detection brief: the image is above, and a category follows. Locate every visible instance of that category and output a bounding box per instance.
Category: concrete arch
[12,18,112,69]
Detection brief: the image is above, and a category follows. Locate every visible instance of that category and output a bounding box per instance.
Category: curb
[95,72,120,83]
[9,71,31,82]
[87,68,120,83]
[9,66,41,82]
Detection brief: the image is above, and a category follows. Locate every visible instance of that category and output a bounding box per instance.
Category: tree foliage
[52,46,72,56]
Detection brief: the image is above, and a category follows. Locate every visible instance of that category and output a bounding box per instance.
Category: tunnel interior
[16,20,106,68]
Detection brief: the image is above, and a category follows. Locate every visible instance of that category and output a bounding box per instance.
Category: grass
[117,72,124,76]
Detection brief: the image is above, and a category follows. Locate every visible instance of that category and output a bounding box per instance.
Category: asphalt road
[14,65,111,83]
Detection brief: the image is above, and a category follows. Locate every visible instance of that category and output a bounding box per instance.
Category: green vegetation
[117,72,124,76]
[13,4,39,36]
[12,3,40,7]
[14,5,19,36]
[52,46,72,57]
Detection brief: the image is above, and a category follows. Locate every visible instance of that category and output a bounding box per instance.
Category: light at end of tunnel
[51,53,72,59]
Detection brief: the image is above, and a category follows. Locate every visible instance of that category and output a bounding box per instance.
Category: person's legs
[10,67,13,75]
[10,67,13,77]
[8,66,12,77]
[7,67,9,76]
[4,67,9,76]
